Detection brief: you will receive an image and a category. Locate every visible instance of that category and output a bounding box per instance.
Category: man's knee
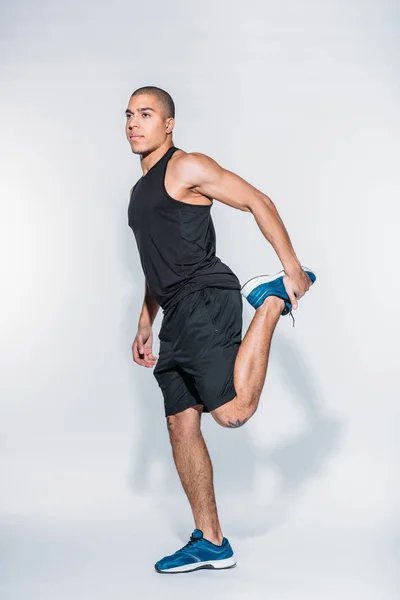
[211,395,256,429]
[218,413,254,428]
[166,404,203,441]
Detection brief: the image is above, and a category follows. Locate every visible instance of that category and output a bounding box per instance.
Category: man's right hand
[132,326,158,368]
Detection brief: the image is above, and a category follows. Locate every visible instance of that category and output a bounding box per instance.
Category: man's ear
[166,117,175,133]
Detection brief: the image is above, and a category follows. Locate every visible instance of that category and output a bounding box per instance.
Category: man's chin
[131,146,146,155]
[131,144,154,156]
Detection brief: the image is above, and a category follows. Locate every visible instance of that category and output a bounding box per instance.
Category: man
[126,86,316,574]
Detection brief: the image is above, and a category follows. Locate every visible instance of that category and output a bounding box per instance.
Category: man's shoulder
[174,149,213,166]
[171,149,217,184]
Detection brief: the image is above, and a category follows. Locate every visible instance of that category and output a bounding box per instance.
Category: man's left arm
[178,152,312,309]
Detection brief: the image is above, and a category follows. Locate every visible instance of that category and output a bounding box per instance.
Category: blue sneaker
[154,528,237,574]
[241,266,316,323]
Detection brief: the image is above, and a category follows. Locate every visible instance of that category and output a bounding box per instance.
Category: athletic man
[126,86,316,574]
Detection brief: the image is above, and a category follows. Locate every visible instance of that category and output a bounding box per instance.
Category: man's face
[125,94,173,154]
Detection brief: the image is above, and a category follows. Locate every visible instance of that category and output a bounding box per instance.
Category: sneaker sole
[240,266,315,298]
[240,270,285,297]
[155,554,237,574]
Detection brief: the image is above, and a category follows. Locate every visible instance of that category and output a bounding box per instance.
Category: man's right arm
[129,181,159,368]
[132,280,159,368]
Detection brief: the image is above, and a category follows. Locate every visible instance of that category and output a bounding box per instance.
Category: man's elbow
[247,193,275,215]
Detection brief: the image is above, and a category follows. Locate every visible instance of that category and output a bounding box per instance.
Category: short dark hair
[131,86,175,119]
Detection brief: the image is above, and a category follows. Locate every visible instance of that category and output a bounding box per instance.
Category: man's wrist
[281,258,302,275]
[138,317,152,329]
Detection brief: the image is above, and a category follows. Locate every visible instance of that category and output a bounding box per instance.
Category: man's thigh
[153,340,204,417]
[154,287,243,416]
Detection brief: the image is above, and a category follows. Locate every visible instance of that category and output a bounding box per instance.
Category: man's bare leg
[167,405,224,546]
[211,295,285,428]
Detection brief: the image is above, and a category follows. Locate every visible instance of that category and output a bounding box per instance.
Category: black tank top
[128,145,241,311]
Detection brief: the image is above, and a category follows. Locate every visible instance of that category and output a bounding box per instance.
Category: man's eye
[142,113,150,117]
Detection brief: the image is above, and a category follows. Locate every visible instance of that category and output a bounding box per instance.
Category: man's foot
[240,267,317,314]
[154,529,237,574]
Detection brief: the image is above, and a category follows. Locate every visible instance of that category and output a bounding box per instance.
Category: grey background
[1,0,399,598]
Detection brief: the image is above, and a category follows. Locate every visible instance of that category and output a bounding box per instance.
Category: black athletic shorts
[153,287,243,417]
